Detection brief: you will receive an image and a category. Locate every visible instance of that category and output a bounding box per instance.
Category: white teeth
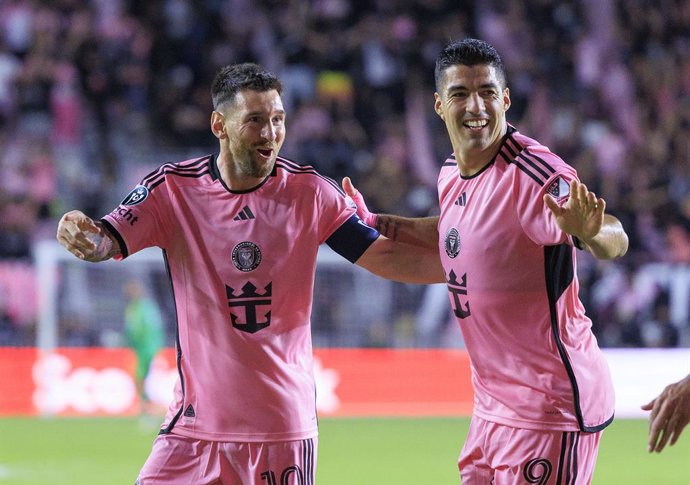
[465,120,488,128]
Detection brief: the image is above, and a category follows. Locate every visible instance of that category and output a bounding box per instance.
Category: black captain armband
[326,214,380,263]
[572,236,585,250]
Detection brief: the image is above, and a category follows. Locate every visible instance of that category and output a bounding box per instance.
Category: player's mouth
[463,119,489,131]
[256,147,274,159]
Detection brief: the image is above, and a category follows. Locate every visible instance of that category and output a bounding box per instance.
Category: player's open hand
[342,177,377,227]
[642,374,690,453]
[544,180,605,245]
[56,210,112,262]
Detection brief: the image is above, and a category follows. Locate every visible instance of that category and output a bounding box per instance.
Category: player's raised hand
[56,210,113,262]
[544,179,605,244]
[342,177,377,227]
[642,374,690,453]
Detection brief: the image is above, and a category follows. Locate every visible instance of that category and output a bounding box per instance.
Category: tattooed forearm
[376,216,399,241]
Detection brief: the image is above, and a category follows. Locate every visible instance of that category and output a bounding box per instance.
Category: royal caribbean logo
[232,241,262,272]
[445,227,460,258]
[226,282,272,333]
[120,185,149,206]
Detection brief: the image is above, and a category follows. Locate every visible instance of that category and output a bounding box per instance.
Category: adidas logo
[184,404,196,417]
[454,192,467,206]
[233,206,255,221]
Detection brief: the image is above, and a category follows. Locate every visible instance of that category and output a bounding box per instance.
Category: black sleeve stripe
[516,153,551,180]
[143,160,211,191]
[503,136,520,158]
[325,214,379,263]
[275,161,346,197]
[148,169,211,191]
[276,156,316,172]
[100,218,129,259]
[142,156,210,186]
[524,148,557,174]
[512,158,546,186]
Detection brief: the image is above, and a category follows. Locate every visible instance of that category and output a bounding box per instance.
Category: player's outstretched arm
[355,235,445,285]
[642,373,690,453]
[544,180,628,260]
[56,210,120,262]
[342,177,439,250]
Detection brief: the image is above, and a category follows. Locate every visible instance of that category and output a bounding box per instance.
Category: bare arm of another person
[56,210,121,262]
[354,234,444,285]
[342,177,439,250]
[641,374,690,453]
[544,180,629,260]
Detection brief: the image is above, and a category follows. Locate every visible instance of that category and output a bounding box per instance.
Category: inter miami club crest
[445,227,460,258]
[120,185,149,206]
[232,241,262,272]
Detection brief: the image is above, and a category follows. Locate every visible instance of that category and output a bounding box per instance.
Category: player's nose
[465,92,485,114]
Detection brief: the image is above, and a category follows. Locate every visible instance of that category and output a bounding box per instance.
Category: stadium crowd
[0,0,688,348]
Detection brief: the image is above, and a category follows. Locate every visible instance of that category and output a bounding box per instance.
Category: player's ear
[503,87,511,112]
[211,111,226,139]
[434,92,444,120]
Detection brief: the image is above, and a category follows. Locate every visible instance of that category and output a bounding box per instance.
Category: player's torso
[153,162,327,440]
[162,169,322,337]
[437,160,576,428]
[437,160,549,325]
[436,155,614,431]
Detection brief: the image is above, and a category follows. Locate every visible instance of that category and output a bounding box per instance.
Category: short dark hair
[434,38,506,92]
[211,63,283,110]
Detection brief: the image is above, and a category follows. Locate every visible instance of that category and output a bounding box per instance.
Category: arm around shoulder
[341,176,439,249]
[355,235,445,284]
[374,215,440,250]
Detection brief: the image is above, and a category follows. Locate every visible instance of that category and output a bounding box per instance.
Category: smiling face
[212,88,286,190]
[434,63,510,176]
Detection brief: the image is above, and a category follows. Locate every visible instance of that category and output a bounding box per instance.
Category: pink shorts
[458,416,602,485]
[136,433,317,485]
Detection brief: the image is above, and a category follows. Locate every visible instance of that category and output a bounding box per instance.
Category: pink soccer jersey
[102,155,371,442]
[437,126,614,432]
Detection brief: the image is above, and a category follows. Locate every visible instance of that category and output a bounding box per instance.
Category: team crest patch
[445,227,460,258]
[120,185,149,206]
[232,241,262,272]
[546,177,570,201]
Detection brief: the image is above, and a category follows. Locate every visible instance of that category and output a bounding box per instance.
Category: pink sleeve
[516,159,579,247]
[317,178,357,244]
[101,183,171,258]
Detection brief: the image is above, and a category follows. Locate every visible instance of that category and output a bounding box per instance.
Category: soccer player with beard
[56,63,444,485]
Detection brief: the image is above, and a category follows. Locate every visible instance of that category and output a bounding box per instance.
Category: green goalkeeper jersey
[125,297,164,355]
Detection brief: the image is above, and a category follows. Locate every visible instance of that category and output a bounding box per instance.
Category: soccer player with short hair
[56,62,444,485]
[344,38,629,484]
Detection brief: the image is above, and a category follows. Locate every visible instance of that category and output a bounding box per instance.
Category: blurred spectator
[0,0,689,348]
[640,291,680,348]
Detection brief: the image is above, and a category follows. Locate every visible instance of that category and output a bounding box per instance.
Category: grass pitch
[0,417,688,484]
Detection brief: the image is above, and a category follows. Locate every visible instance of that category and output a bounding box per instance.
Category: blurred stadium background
[0,0,689,484]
